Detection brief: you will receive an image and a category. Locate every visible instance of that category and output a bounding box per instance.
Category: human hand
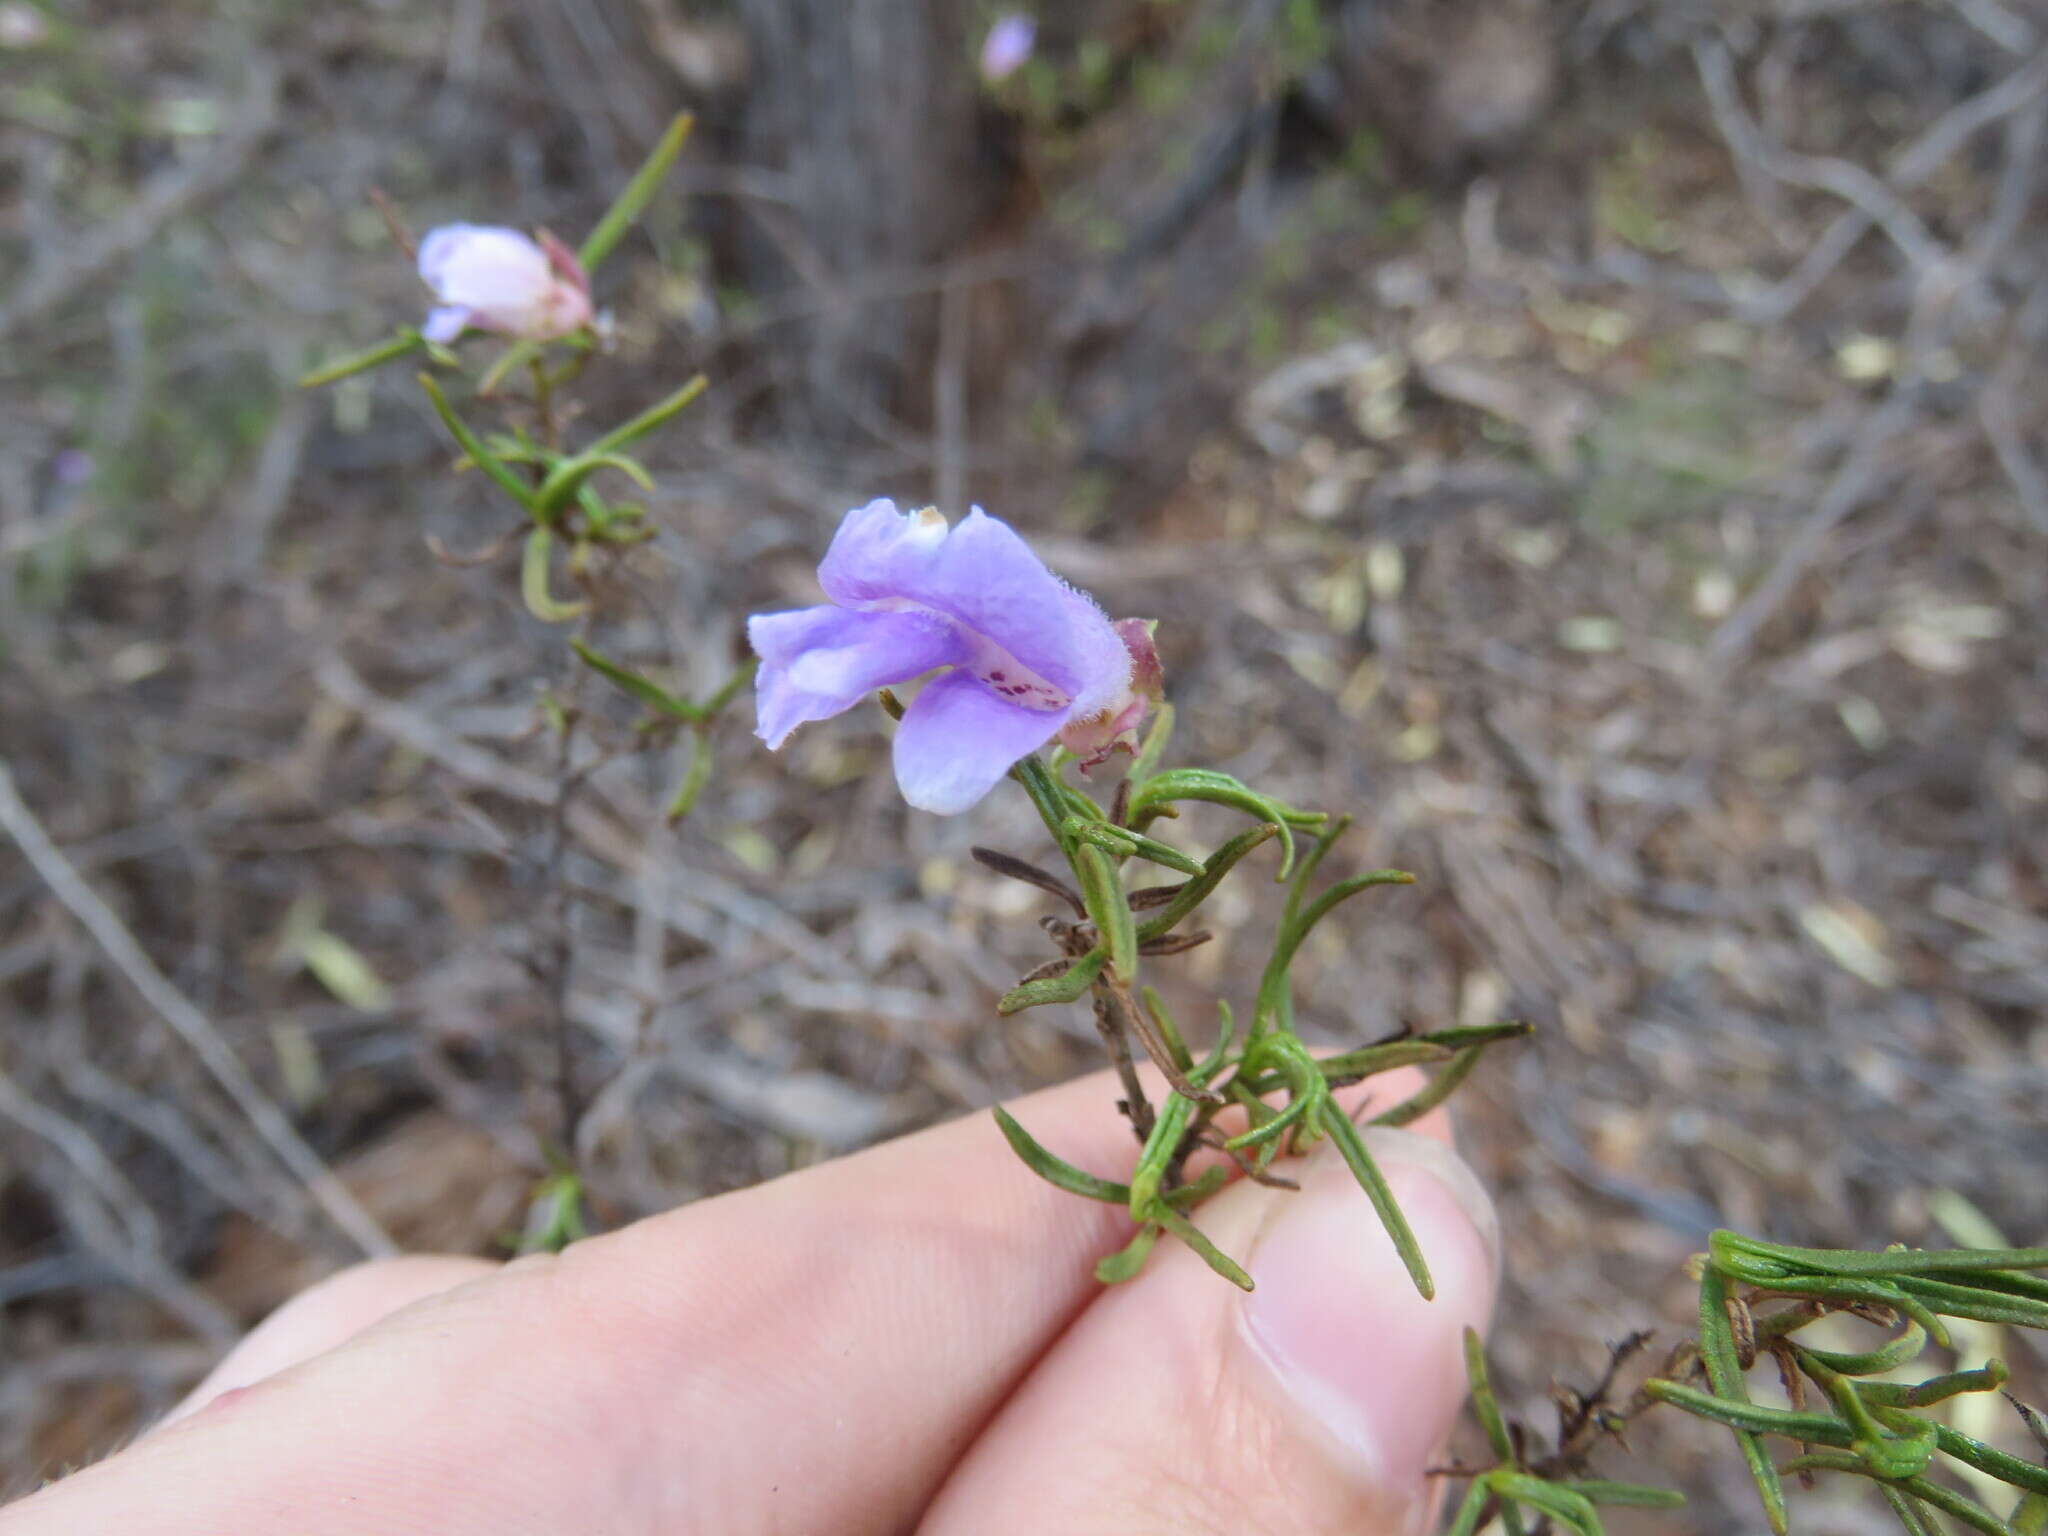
[0,1066,1497,1535]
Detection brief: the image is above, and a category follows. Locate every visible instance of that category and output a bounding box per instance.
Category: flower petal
[414,223,597,338]
[819,503,1129,714]
[892,670,1067,815]
[815,498,944,606]
[419,225,551,308]
[421,305,472,344]
[980,14,1037,81]
[749,605,964,749]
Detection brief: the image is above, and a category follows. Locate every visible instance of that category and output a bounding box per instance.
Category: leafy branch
[978,705,1528,1295]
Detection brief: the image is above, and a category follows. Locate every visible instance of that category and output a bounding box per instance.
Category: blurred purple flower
[749,500,1155,814]
[416,224,593,344]
[51,448,94,487]
[980,13,1036,82]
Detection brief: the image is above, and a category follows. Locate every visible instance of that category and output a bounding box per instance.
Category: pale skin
[0,1065,1499,1535]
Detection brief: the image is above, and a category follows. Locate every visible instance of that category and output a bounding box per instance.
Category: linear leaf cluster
[981,715,1527,1295]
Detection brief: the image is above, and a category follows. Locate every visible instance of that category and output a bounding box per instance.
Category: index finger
[1,1063,1440,1536]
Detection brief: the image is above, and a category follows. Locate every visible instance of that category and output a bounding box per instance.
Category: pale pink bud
[416,224,593,344]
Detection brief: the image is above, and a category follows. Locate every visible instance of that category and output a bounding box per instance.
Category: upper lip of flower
[746,500,1140,814]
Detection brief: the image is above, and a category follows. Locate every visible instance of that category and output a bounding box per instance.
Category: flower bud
[1058,618,1162,771]
[417,225,594,344]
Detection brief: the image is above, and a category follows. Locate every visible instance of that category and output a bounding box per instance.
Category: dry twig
[0,760,393,1259]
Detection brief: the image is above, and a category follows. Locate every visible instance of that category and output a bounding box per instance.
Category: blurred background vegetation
[2,0,2045,1524]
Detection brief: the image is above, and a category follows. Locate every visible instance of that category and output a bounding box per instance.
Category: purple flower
[749,500,1158,814]
[416,224,593,344]
[51,448,94,487]
[980,13,1036,82]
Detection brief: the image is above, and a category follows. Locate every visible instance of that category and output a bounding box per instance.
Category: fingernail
[1241,1128,1500,1500]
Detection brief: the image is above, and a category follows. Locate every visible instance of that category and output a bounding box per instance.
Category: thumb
[917,1125,1500,1535]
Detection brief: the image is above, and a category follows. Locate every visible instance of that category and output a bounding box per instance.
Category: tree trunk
[733,0,989,438]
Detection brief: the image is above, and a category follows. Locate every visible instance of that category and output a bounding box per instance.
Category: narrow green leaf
[1222,1089,1317,1152]
[1095,1224,1160,1283]
[571,639,699,720]
[578,110,695,271]
[1713,1233,2048,1280]
[419,374,537,510]
[1444,1480,1494,1536]
[1128,1090,1193,1219]
[1806,1355,1936,1480]
[1317,1100,1433,1300]
[1164,1165,1230,1209]
[1225,1032,1327,1152]
[700,660,757,718]
[1282,814,1352,930]
[1708,1252,1954,1351]
[584,373,709,459]
[1465,1328,1518,1464]
[1693,1265,1791,1535]
[1064,817,1138,859]
[1128,769,1308,878]
[1009,754,1075,850]
[1307,1041,1456,1082]
[483,430,551,465]
[1118,827,1203,876]
[991,1107,1131,1204]
[1794,1318,1926,1376]
[1133,822,1278,942]
[1879,1485,1941,1536]
[1059,783,1108,821]
[2013,1494,2048,1536]
[1894,1476,2022,1536]
[1566,1480,1687,1509]
[1372,1045,1485,1129]
[1138,985,1192,1071]
[996,947,1107,1014]
[1932,1267,2048,1303]
[299,330,425,388]
[1858,1361,2007,1409]
[664,727,712,824]
[1419,1020,1537,1050]
[1253,868,1414,1039]
[1894,1273,2048,1329]
[1198,1000,1239,1080]
[516,1170,589,1255]
[1152,1205,1252,1291]
[533,450,655,520]
[1286,868,1417,947]
[521,526,588,621]
[1074,843,1135,980]
[1925,1421,2048,1499]
[1641,1377,1852,1446]
[1772,1454,2018,1536]
[1489,1474,1605,1536]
